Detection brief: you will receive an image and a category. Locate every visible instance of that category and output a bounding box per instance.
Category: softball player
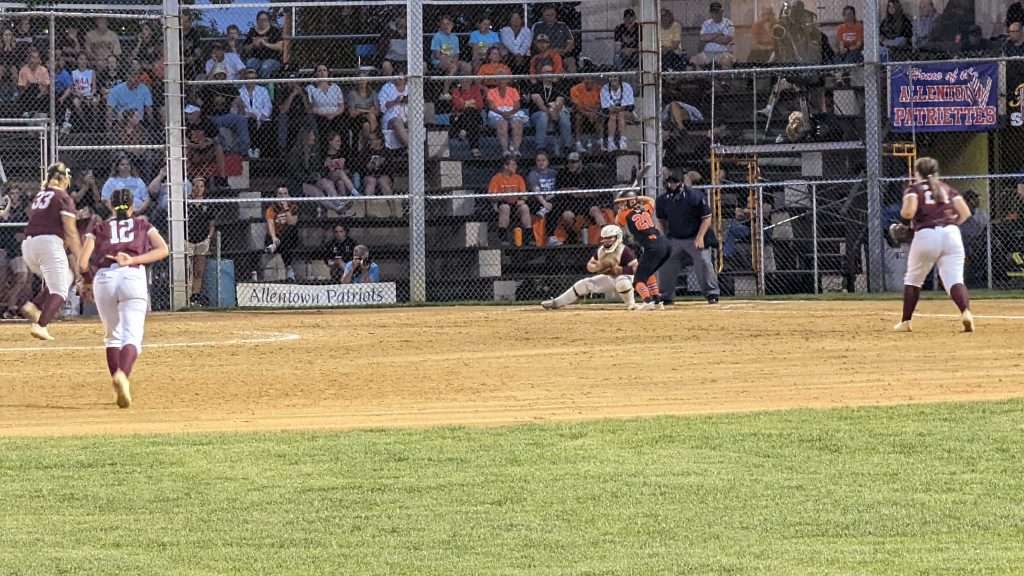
[894,157,974,333]
[20,162,82,341]
[79,189,169,408]
[541,225,638,310]
[615,189,671,310]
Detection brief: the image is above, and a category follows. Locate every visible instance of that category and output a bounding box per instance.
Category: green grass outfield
[2,401,1023,575]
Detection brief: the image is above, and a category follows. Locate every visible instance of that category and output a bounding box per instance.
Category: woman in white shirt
[378,75,408,149]
[600,77,635,151]
[305,63,345,145]
[62,51,99,131]
[500,12,532,74]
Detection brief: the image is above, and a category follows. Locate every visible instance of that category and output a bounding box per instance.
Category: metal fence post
[757,183,765,296]
[863,0,883,292]
[812,183,819,295]
[987,221,993,290]
[48,12,58,164]
[163,0,188,310]
[407,0,426,304]
[640,0,660,196]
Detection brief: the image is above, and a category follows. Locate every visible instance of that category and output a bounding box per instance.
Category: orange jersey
[616,197,662,247]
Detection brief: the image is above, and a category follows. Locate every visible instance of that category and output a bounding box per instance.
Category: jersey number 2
[109,219,135,244]
[31,190,54,210]
[923,191,936,205]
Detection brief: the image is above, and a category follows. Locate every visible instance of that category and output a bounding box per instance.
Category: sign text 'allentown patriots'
[236,282,397,308]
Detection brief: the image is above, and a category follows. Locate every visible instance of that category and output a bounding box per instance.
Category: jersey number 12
[109,219,135,244]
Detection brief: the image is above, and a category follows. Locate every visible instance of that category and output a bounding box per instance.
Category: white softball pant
[94,264,150,351]
[580,274,634,302]
[904,225,965,292]
[21,235,72,300]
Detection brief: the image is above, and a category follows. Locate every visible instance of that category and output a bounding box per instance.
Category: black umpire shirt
[655,185,715,242]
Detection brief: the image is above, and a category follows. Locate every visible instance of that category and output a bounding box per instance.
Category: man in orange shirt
[529,34,564,76]
[17,48,50,115]
[570,77,603,153]
[836,5,864,62]
[487,79,529,157]
[488,157,532,246]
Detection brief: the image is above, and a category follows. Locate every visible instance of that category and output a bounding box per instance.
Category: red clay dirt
[2,300,1023,437]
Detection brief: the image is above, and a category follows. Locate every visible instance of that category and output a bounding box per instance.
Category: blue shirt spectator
[106,75,153,118]
[469,29,500,52]
[430,25,460,67]
[342,245,381,283]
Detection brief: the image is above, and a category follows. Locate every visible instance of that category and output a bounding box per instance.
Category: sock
[37,293,65,327]
[105,347,120,376]
[647,275,661,299]
[902,285,921,322]
[635,281,650,302]
[552,286,579,308]
[119,345,139,377]
[32,285,50,309]
[950,283,970,313]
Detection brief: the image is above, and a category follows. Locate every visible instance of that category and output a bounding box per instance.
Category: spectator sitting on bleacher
[958,25,994,56]
[97,54,123,100]
[184,175,214,306]
[749,5,777,63]
[275,81,307,159]
[532,4,576,73]
[102,155,150,215]
[185,104,226,179]
[14,18,34,57]
[570,76,602,153]
[478,47,511,87]
[225,25,243,56]
[181,12,203,79]
[691,2,735,70]
[358,147,396,211]
[59,25,82,64]
[133,22,161,71]
[487,78,528,158]
[61,52,99,132]
[200,64,253,158]
[323,224,357,282]
[288,125,345,214]
[71,169,108,219]
[265,186,299,283]
[501,12,532,75]
[550,152,606,244]
[348,69,381,152]
[1010,0,1024,27]
[323,131,359,202]
[431,14,466,98]
[54,54,74,128]
[1005,22,1024,56]
[378,68,409,149]
[529,34,564,76]
[106,62,153,130]
[206,42,245,80]
[379,13,408,73]
[243,11,284,79]
[614,9,639,70]
[526,151,556,240]
[835,6,865,63]
[660,8,687,72]
[451,78,485,158]
[342,245,380,284]
[238,66,272,157]
[529,64,571,157]
[913,1,939,50]
[470,15,502,70]
[0,28,20,84]
[17,48,49,116]
[488,156,532,246]
[85,17,122,64]
[0,65,16,114]
[880,0,912,60]
[600,76,634,152]
[307,64,346,145]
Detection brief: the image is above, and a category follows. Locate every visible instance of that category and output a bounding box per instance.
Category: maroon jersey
[24,187,76,238]
[87,217,153,269]
[906,180,960,230]
[593,245,638,276]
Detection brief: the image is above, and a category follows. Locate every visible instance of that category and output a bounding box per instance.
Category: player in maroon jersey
[79,189,169,408]
[894,157,974,333]
[541,225,639,309]
[20,162,82,341]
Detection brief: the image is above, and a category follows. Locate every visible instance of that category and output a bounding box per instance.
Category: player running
[541,225,638,310]
[79,188,169,408]
[614,189,670,310]
[892,157,974,333]
[20,162,82,341]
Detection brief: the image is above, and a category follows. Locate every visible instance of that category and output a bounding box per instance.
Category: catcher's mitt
[887,222,914,247]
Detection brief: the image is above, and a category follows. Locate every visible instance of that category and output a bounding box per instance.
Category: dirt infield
[2,299,1023,437]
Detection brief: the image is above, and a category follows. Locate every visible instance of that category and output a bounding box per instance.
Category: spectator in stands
[532,5,576,73]
[276,82,307,159]
[529,64,571,157]
[85,17,122,64]
[0,65,16,114]
[14,18,34,57]
[835,6,865,63]
[185,104,225,179]
[1009,0,1024,27]
[692,2,735,69]
[0,28,20,83]
[470,15,502,69]
[101,155,150,214]
[97,53,124,101]
[378,69,409,149]
[323,224,356,282]
[71,169,107,219]
[348,69,381,152]
[0,185,29,319]
[570,76,602,153]
[379,13,408,72]
[322,131,359,200]
[200,64,252,158]
[501,11,532,75]
[181,11,203,79]
[478,47,511,87]
[958,25,994,55]
[183,175,214,306]
[529,33,564,76]
[307,63,346,147]
[243,11,284,79]
[206,42,245,80]
[342,245,381,284]
[238,65,272,157]
[106,62,153,130]
[551,152,606,244]
[58,25,83,64]
[487,78,528,158]
[17,48,49,115]
[914,0,940,50]
[959,189,989,287]
[660,8,687,71]
[600,76,634,151]
[526,150,556,241]
[488,157,532,246]
[749,5,777,63]
[62,52,100,132]
[1005,21,1024,56]
[451,78,485,158]
[288,125,344,214]
[265,186,299,283]
[431,15,464,98]
[225,25,243,56]
[133,22,161,71]
[880,0,912,61]
[614,9,640,70]
[358,146,395,207]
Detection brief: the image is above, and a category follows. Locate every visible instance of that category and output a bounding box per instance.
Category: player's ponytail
[111,188,133,221]
[44,161,71,190]
[914,156,947,204]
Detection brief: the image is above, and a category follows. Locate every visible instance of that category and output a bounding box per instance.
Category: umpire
[656,171,720,304]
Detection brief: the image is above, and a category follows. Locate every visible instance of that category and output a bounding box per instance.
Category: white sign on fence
[236,282,397,308]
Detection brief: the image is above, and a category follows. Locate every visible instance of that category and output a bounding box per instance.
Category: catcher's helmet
[599,224,623,251]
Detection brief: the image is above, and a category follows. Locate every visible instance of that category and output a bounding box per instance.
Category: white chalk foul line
[0,331,301,353]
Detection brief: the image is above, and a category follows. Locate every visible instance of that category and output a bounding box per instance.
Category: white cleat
[112,370,132,409]
[29,323,54,341]
[656,301,665,311]
[627,303,640,311]
[540,299,558,310]
[893,320,912,333]
[634,302,656,311]
[20,302,41,323]
[961,310,975,333]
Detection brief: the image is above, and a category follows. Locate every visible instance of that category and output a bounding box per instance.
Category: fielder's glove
[887,222,914,247]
